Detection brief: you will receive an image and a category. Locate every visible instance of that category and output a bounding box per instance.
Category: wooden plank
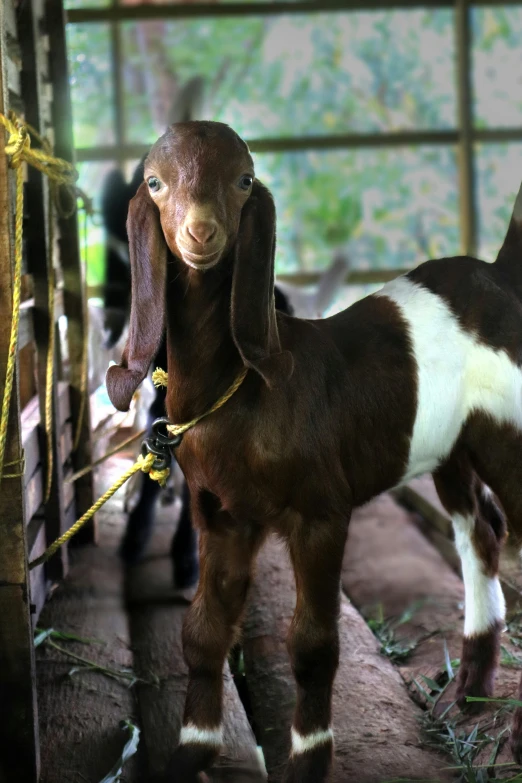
[18,0,68,581]
[35,479,142,783]
[456,0,477,257]
[47,0,95,545]
[63,468,75,511]
[18,340,37,409]
[242,535,449,782]
[21,394,41,484]
[19,300,35,351]
[67,0,456,23]
[341,493,521,773]
[19,287,63,352]
[6,53,21,96]
[342,494,465,684]
[3,0,17,39]
[60,420,73,464]
[0,2,39,777]
[26,464,44,522]
[57,380,71,428]
[74,124,522,163]
[27,515,48,625]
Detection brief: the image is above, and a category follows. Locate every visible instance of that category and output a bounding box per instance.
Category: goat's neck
[165,258,242,423]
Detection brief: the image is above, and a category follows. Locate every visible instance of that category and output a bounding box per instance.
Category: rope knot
[137,452,170,488]
[5,123,30,169]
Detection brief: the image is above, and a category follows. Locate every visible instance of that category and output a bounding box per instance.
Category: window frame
[66,0,522,283]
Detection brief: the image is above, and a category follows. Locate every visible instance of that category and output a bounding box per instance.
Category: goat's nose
[186,221,217,245]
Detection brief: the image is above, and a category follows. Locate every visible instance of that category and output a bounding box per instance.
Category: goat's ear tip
[105,365,139,412]
[251,350,294,389]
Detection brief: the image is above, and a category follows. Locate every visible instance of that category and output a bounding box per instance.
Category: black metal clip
[141,417,183,472]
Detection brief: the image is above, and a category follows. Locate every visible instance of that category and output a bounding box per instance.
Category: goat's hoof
[455,668,494,713]
[456,627,500,712]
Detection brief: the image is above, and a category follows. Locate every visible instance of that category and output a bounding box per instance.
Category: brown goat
[107,121,522,783]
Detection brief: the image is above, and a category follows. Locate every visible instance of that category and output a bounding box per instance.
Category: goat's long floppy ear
[106,182,167,411]
[231,180,293,388]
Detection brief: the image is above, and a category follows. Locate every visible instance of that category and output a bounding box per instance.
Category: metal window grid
[67,0,522,271]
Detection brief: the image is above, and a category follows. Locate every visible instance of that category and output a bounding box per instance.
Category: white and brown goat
[107,120,522,783]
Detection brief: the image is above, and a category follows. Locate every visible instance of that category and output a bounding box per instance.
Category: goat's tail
[495,180,522,268]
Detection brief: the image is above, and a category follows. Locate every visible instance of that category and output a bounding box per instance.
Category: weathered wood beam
[67,0,522,24]
[19,0,69,581]
[47,0,95,544]
[0,2,39,778]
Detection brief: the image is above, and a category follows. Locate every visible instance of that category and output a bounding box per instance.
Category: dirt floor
[35,452,522,783]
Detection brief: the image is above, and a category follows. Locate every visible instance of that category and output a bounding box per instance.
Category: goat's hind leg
[282,515,349,783]
[433,453,506,710]
[164,514,266,782]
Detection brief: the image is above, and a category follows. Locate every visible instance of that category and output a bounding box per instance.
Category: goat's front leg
[283,517,350,783]
[164,517,266,782]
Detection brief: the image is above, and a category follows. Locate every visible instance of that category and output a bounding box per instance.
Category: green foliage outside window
[65,6,522,300]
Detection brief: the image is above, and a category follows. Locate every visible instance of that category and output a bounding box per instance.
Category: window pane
[472,7,522,129]
[76,161,118,287]
[476,143,522,262]
[122,10,455,144]
[253,146,459,275]
[322,284,384,317]
[65,0,110,8]
[66,24,115,147]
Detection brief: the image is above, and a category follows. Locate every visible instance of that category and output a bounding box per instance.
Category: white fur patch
[291,727,333,755]
[452,514,505,636]
[179,723,223,747]
[377,276,522,481]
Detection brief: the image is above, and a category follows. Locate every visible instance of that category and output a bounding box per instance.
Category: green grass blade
[98,720,140,783]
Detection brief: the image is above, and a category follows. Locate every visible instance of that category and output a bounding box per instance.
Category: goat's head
[106,121,293,412]
[144,121,254,270]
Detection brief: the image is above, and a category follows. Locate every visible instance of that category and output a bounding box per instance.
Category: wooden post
[18,0,69,580]
[0,4,39,780]
[46,0,95,544]
[456,0,477,257]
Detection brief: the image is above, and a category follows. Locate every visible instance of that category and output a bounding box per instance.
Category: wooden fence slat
[46,0,95,545]
[0,2,39,777]
[18,0,70,580]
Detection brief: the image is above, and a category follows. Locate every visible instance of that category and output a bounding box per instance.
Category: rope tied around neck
[151,366,248,438]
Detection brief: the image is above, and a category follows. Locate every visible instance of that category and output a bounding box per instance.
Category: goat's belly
[378,276,522,483]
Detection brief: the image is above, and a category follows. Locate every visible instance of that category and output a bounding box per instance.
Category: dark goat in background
[101,159,294,588]
[107,121,522,783]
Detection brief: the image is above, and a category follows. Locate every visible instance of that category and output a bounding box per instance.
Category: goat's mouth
[178,245,224,271]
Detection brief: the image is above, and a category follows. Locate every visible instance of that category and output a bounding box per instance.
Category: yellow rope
[44,178,56,502]
[0,111,88,493]
[154,367,248,438]
[65,428,146,485]
[29,367,245,569]
[28,452,170,570]
[0,160,24,485]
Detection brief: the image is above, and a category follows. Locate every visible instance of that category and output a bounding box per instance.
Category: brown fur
[105,121,522,782]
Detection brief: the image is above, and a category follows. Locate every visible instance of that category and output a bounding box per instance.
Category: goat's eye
[238,174,253,191]
[147,176,161,193]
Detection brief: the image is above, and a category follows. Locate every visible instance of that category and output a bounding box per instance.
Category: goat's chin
[179,247,224,271]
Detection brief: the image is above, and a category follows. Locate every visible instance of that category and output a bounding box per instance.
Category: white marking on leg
[452,514,505,637]
[376,276,522,480]
[179,723,223,747]
[291,726,334,755]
